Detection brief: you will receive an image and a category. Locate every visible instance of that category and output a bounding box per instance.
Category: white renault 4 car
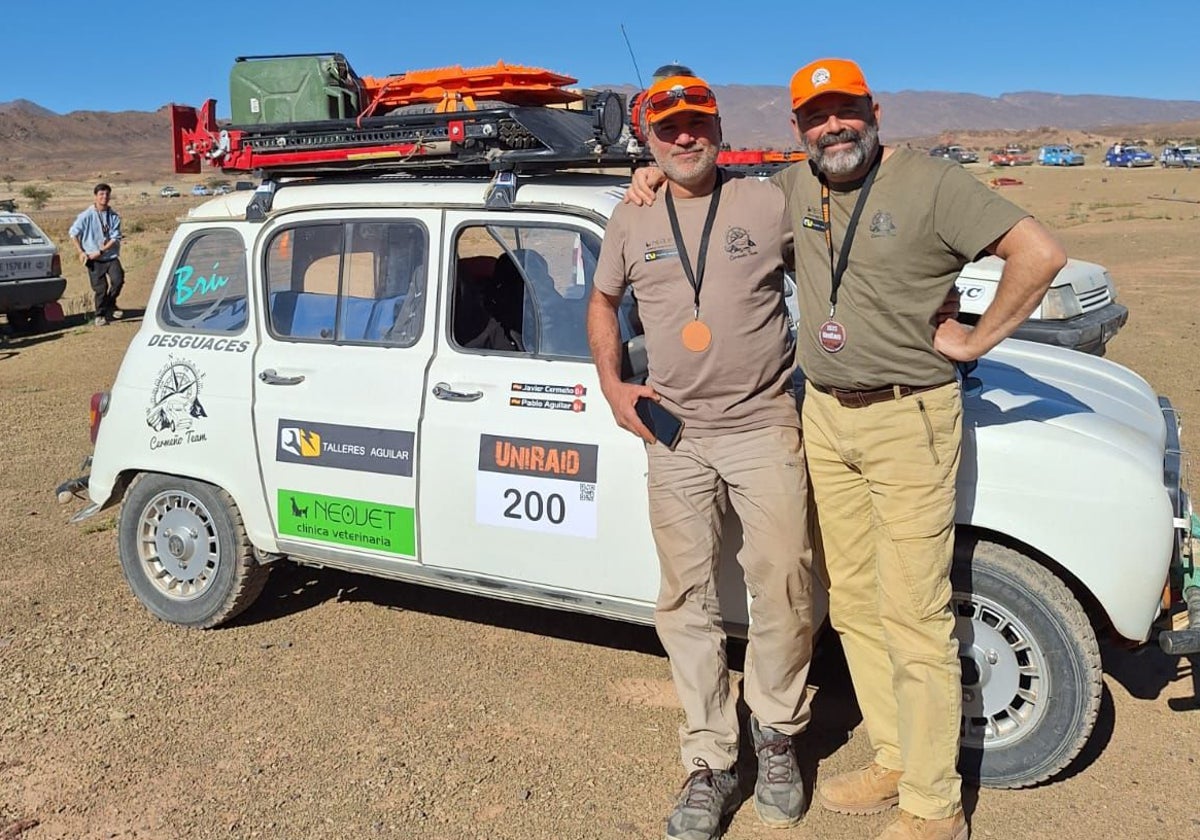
[59,99,1194,794]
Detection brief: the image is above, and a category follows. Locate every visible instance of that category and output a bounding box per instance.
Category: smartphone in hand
[635,397,684,450]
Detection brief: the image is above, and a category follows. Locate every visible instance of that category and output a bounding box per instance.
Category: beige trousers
[646,424,814,772]
[802,381,963,820]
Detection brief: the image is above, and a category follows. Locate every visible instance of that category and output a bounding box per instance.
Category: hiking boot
[665,759,740,840]
[816,762,902,815]
[749,716,806,828]
[875,809,968,840]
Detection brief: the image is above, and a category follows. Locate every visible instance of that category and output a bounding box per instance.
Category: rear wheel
[6,306,45,334]
[952,537,1102,788]
[118,473,270,628]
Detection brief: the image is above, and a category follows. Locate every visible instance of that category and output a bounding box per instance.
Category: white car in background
[0,210,65,333]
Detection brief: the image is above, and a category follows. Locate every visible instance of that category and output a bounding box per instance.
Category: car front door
[417,211,659,605]
[251,210,438,570]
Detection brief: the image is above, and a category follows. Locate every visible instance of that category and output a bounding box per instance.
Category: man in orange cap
[781,58,1064,840]
[627,59,1066,840]
[589,74,815,840]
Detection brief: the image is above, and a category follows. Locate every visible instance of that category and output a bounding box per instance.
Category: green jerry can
[229,53,363,125]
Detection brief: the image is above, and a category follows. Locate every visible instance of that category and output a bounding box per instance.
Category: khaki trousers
[802,382,963,820]
[646,425,814,772]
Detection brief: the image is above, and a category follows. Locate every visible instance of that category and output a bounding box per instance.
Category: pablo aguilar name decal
[475,434,599,538]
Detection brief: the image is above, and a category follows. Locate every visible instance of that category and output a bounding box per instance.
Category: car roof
[183,172,632,223]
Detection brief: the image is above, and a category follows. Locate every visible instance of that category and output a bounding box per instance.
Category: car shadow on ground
[1102,638,1198,708]
[0,308,146,356]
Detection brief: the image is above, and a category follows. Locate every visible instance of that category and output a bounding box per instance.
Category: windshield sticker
[276,419,414,477]
[174,262,232,305]
[146,357,208,447]
[475,434,598,538]
[277,489,415,556]
[510,382,587,397]
[147,334,250,353]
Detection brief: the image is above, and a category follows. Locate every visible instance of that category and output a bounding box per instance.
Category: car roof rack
[171,91,642,182]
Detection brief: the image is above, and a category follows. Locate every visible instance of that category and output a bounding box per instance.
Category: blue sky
[4,1,1199,114]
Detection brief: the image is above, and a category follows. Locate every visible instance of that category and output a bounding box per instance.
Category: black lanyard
[819,149,882,317]
[99,208,111,239]
[665,169,723,318]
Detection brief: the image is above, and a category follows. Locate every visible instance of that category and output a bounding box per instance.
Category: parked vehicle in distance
[0,210,66,333]
[1160,145,1200,169]
[988,145,1034,166]
[191,184,211,196]
[213,184,232,195]
[929,144,979,164]
[1037,145,1085,166]
[1105,145,1155,167]
[160,185,181,198]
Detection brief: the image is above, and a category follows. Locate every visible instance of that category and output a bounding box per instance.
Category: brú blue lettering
[174,262,231,305]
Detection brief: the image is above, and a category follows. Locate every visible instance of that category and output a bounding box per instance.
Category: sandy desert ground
[1,160,1198,840]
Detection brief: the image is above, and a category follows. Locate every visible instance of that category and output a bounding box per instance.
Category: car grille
[1078,285,1111,313]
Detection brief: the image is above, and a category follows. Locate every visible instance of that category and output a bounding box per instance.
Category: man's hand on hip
[601,381,661,444]
[934,318,984,362]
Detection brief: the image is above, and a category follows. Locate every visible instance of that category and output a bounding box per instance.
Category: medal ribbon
[820,148,883,317]
[664,169,724,319]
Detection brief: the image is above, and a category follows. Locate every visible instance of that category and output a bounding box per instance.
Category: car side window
[265,220,428,346]
[159,229,249,333]
[450,223,613,359]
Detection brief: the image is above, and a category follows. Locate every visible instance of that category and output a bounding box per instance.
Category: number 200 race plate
[476,434,599,539]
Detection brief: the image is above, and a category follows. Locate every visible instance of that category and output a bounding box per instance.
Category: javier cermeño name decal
[276,419,415,477]
[476,434,599,539]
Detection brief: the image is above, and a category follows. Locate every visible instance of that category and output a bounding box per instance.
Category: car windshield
[0,215,48,246]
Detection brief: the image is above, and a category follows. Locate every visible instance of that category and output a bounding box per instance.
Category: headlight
[1040,286,1083,320]
[1103,271,1117,304]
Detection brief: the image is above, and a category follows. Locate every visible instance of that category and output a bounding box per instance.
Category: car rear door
[251,209,439,569]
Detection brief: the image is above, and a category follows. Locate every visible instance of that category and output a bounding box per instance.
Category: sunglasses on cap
[646,84,717,113]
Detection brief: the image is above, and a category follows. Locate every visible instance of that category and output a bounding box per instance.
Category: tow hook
[1159,514,1200,656]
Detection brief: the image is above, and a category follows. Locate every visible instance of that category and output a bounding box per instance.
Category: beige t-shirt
[773,148,1030,390]
[595,173,798,437]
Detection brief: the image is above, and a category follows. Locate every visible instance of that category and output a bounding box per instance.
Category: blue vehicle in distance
[1038,145,1085,166]
[1104,144,1154,167]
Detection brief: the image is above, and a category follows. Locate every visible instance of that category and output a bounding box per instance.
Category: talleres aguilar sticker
[146,357,208,449]
[276,419,415,477]
[277,489,415,556]
[475,434,599,539]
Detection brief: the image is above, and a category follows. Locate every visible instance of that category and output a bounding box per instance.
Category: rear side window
[264,220,428,346]
[159,229,249,333]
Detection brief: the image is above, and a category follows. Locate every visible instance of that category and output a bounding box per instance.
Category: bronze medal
[819,319,847,353]
[681,319,713,352]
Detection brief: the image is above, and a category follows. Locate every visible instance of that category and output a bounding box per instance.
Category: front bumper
[1010,302,1129,356]
[0,276,67,311]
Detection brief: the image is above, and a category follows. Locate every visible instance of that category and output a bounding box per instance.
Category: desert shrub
[20,184,51,210]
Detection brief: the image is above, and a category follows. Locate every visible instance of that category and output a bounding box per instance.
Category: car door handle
[259,369,306,386]
[432,382,483,402]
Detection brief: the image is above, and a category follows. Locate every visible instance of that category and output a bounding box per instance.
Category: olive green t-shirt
[772,148,1030,390]
[594,174,798,437]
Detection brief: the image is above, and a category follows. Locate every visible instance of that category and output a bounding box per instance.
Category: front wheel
[952,537,1102,789]
[118,473,270,628]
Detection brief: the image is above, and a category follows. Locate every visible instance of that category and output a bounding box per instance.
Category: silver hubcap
[953,591,1049,749]
[136,490,220,600]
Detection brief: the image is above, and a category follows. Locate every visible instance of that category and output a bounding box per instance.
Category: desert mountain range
[4,87,1200,180]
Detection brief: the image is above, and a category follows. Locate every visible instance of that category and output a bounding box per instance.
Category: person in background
[70,183,124,326]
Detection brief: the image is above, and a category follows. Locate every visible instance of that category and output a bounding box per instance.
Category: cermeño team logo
[870,210,897,237]
[146,358,207,434]
[724,227,758,259]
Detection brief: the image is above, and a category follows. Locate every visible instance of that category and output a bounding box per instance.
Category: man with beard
[627,59,1065,840]
[589,74,814,840]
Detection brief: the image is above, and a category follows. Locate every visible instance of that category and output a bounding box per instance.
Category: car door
[252,210,438,569]
[418,211,659,604]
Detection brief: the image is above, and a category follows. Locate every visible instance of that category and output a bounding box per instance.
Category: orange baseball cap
[643,75,719,125]
[789,59,872,111]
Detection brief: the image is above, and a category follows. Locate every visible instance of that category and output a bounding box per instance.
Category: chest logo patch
[870,210,896,237]
[643,247,679,262]
[724,226,757,259]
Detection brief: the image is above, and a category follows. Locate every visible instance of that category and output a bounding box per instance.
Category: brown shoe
[875,809,968,840]
[815,762,902,815]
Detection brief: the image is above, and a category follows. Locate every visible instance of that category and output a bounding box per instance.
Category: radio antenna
[620,24,645,89]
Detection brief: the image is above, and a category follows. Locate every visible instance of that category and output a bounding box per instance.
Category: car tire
[118,473,270,629]
[6,306,45,334]
[951,537,1102,789]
